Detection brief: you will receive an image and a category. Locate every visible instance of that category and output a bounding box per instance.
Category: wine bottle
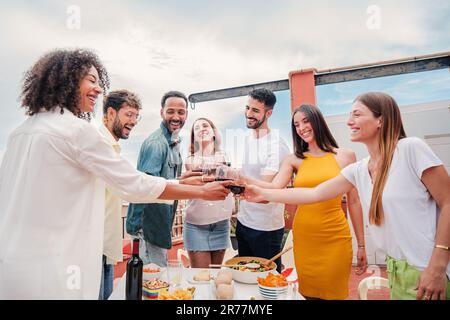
[125,238,143,300]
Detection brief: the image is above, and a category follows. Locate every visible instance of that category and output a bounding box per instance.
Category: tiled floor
[114,242,390,300]
[346,266,389,300]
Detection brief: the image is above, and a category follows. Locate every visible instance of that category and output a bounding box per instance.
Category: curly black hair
[20,48,109,117]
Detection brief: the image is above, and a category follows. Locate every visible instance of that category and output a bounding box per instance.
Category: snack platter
[108,267,304,300]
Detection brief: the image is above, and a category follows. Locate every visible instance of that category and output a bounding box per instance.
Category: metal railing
[188,51,450,104]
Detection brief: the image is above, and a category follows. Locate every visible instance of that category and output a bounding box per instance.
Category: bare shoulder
[285,153,303,170]
[333,148,356,168]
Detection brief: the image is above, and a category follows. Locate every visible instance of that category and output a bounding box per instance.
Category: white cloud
[0,0,449,164]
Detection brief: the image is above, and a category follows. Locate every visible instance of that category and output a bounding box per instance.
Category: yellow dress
[293,152,352,300]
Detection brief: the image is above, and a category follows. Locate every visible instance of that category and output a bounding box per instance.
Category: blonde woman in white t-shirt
[244,92,450,300]
[183,118,234,268]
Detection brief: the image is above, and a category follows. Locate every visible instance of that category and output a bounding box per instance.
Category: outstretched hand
[200,180,232,201]
[241,184,269,204]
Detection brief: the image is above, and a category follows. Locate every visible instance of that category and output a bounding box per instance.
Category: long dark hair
[292,104,338,159]
[189,118,221,155]
[20,48,109,117]
[355,92,406,226]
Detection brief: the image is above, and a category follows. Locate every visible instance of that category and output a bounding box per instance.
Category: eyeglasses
[124,111,142,122]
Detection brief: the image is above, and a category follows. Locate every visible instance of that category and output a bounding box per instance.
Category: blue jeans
[136,230,168,267]
[235,220,284,273]
[99,255,114,300]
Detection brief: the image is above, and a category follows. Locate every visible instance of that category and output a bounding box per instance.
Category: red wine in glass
[226,185,245,195]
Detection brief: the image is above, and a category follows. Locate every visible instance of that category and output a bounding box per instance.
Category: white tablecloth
[109,268,304,300]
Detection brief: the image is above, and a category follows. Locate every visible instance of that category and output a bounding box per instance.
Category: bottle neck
[132,239,140,256]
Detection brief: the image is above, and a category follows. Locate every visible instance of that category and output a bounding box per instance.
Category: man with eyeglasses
[127,91,196,268]
[98,89,142,299]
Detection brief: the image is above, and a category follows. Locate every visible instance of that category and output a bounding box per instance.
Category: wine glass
[201,157,217,207]
[201,157,217,180]
[215,150,231,167]
[191,155,204,173]
[219,166,245,196]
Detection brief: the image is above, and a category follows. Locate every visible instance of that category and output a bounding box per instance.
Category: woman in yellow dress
[240,104,367,299]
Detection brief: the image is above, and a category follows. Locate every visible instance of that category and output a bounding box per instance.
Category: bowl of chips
[257,274,288,300]
[142,279,169,300]
[158,287,196,300]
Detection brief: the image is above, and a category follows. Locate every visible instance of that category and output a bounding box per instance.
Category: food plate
[158,286,197,300]
[143,263,165,280]
[224,256,277,284]
[142,279,170,300]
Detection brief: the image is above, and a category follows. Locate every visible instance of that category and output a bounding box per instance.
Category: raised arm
[416,165,450,300]
[158,180,231,201]
[245,174,354,205]
[76,124,229,203]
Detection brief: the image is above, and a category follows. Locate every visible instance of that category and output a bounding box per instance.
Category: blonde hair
[355,92,406,226]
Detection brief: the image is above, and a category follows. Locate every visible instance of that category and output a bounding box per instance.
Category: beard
[246,113,266,129]
[163,119,185,132]
[112,116,130,140]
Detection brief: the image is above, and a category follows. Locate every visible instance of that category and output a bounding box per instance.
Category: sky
[0,0,449,166]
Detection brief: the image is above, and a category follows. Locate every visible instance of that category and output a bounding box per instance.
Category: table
[109,268,304,300]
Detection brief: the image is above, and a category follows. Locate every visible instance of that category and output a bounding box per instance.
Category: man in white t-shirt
[236,88,290,272]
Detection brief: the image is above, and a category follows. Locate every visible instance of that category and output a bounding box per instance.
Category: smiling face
[245,97,272,129]
[293,111,315,144]
[347,101,382,143]
[193,119,215,142]
[107,104,139,140]
[79,66,103,113]
[161,97,188,133]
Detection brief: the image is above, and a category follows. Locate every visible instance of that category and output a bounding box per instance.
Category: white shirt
[341,137,449,278]
[98,124,123,265]
[0,108,167,299]
[238,130,290,231]
[185,194,234,225]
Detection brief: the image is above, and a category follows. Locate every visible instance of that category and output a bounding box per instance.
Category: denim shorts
[183,219,230,251]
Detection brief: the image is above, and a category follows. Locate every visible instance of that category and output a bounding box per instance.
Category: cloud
[0,0,449,164]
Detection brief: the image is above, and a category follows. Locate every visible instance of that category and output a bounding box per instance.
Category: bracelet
[358,245,365,249]
[435,244,449,251]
